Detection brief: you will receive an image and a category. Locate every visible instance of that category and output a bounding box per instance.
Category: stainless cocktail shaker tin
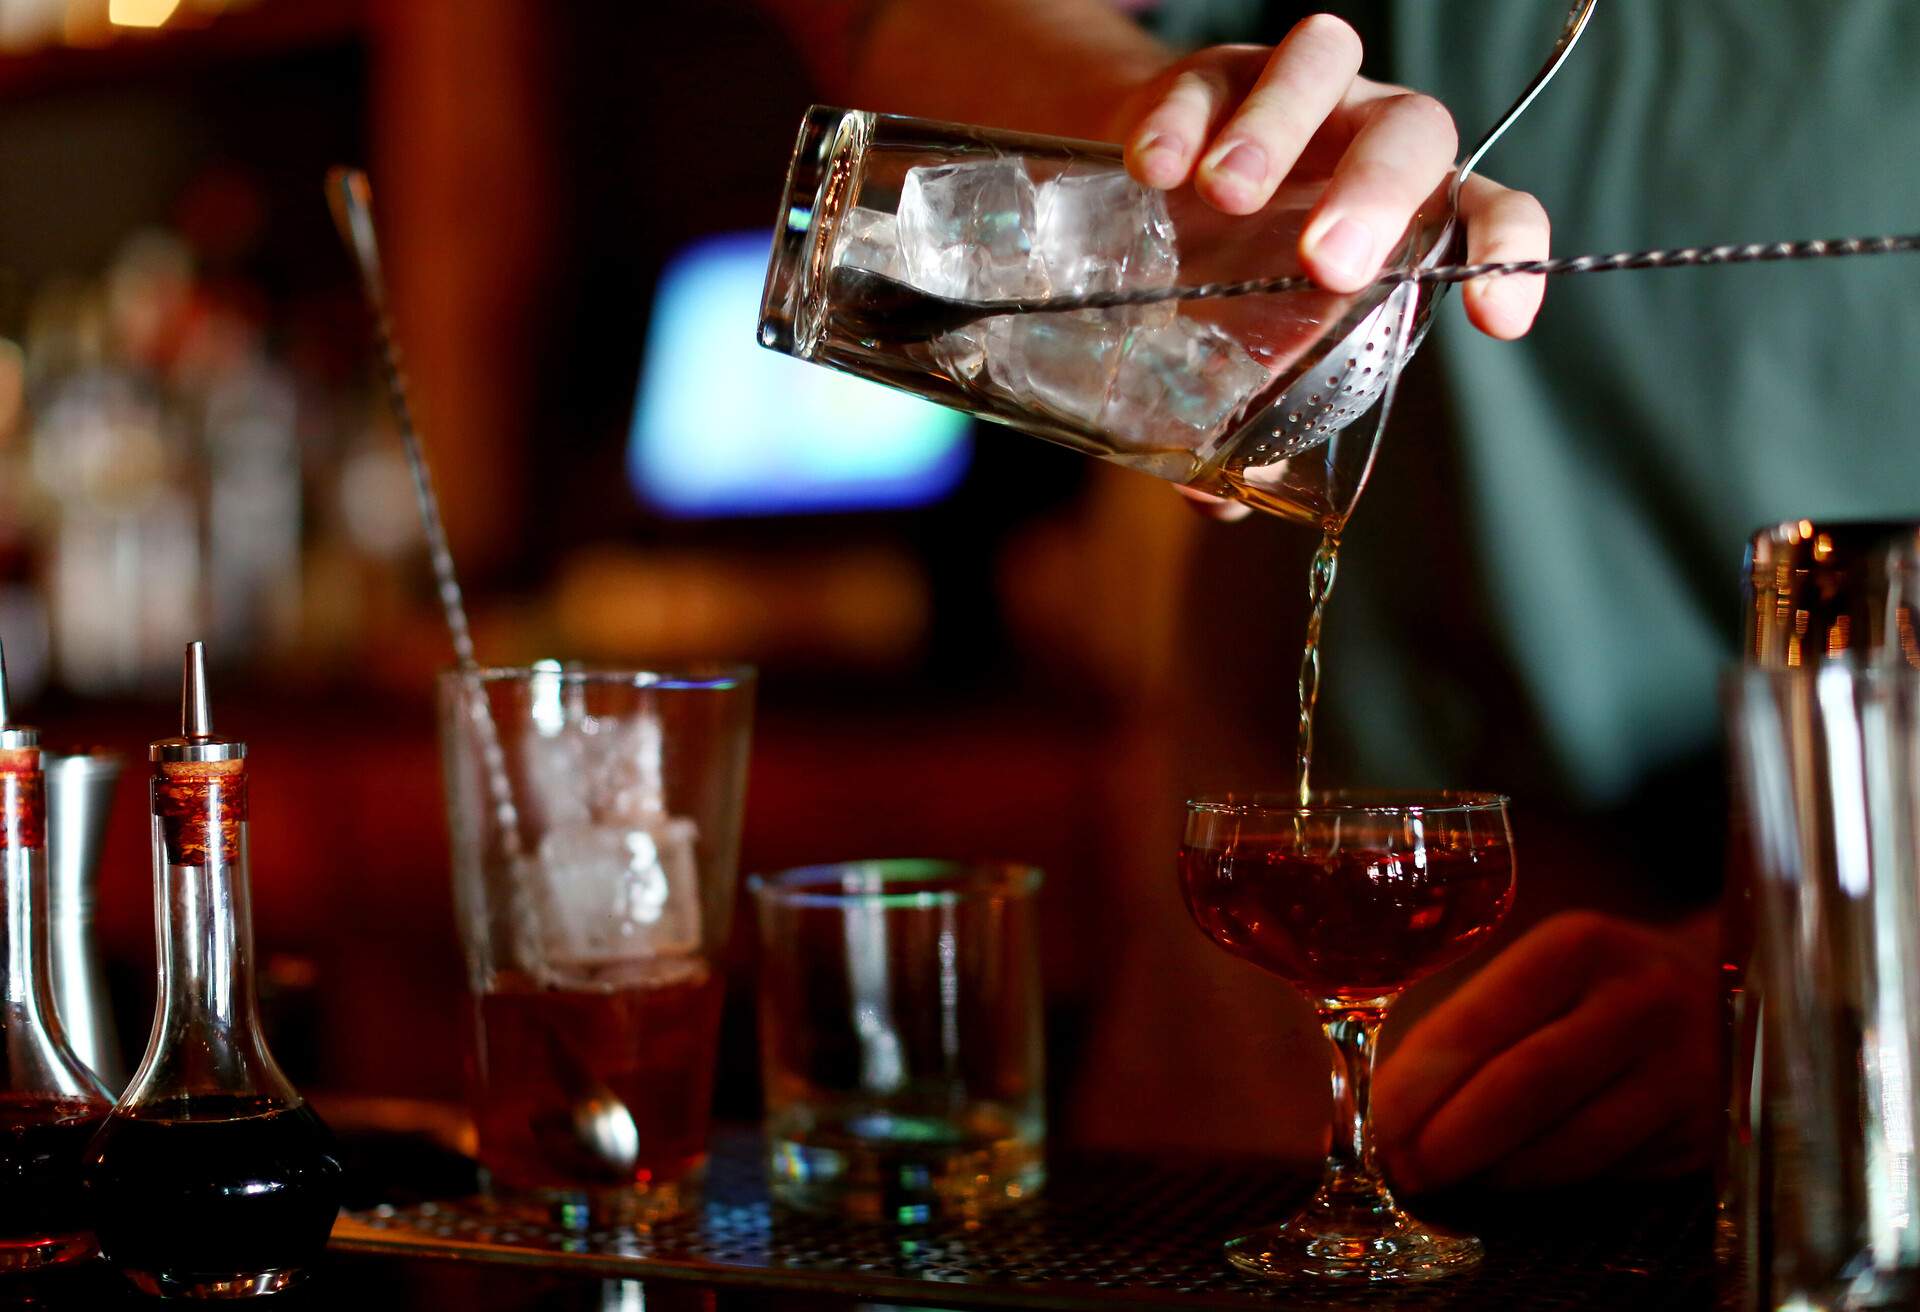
[1729,519,1920,1309]
[44,750,124,1092]
[1745,519,1920,669]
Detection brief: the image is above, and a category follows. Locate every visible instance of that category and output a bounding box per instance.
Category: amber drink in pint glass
[439,665,753,1216]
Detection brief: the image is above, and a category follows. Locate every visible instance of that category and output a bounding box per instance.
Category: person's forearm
[849,0,1171,141]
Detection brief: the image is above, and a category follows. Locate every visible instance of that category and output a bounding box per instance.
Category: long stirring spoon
[324,168,483,673]
[325,167,645,1180]
[829,230,1920,344]
[324,167,525,848]
[1425,0,1601,268]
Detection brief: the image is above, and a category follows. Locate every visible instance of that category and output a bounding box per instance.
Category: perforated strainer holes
[334,1132,1717,1309]
[1229,290,1421,469]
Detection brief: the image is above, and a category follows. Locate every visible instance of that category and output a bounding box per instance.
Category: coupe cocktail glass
[1179,791,1515,1282]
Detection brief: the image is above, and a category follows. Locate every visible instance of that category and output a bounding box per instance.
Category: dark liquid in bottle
[1179,837,1512,1000]
[84,1094,342,1294]
[0,1093,107,1270]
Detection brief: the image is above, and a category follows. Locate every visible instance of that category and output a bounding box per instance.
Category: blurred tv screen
[629,231,971,519]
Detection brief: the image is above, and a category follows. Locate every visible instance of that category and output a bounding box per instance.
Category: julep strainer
[1231,0,1597,479]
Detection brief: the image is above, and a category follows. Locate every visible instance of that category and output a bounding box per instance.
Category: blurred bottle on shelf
[0,338,50,708]
[19,228,308,695]
[25,263,199,695]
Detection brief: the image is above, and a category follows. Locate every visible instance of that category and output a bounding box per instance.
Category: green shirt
[1166,3,1920,898]
[1390,1,1920,801]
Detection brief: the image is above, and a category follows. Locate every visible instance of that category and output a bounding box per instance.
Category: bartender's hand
[1115,15,1550,521]
[801,4,1549,330]
[1114,15,1549,341]
[1372,910,1721,1192]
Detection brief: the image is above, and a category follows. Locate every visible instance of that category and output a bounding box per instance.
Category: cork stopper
[151,642,246,865]
[0,639,44,850]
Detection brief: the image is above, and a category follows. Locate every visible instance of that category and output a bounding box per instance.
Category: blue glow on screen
[630,231,971,518]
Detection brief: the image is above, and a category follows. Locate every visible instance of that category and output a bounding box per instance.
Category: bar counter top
[19,1127,1721,1309]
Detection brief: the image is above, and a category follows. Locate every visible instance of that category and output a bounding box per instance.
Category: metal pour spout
[152,642,245,765]
[0,639,38,751]
[183,640,212,740]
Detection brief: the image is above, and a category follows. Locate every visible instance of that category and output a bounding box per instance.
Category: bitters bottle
[84,643,342,1298]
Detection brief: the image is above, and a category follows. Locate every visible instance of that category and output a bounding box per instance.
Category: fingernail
[1132,131,1183,174]
[1307,216,1377,284]
[1134,130,1179,158]
[1206,141,1266,187]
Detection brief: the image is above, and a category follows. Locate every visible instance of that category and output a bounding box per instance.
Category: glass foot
[1224,1182,1483,1283]
[122,1266,304,1298]
[0,1232,93,1272]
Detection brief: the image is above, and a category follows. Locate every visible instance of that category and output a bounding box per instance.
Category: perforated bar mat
[333,1133,1720,1309]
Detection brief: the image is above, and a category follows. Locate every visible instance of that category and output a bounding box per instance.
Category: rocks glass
[752,860,1045,1223]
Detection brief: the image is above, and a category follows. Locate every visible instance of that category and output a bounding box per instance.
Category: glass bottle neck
[155,829,260,1043]
[2,845,54,1020]
[125,769,293,1108]
[0,765,47,1016]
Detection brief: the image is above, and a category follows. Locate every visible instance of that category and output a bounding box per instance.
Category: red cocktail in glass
[1180,790,1514,1282]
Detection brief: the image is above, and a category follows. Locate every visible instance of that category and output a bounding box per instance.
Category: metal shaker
[44,750,124,1091]
[1745,519,1920,669]
[1729,519,1920,1309]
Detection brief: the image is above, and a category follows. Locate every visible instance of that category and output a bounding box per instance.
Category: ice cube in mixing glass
[1034,168,1179,300]
[833,207,904,281]
[896,158,1048,302]
[1100,317,1270,453]
[987,310,1129,426]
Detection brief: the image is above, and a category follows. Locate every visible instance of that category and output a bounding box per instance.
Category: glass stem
[1321,1006,1386,1191]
